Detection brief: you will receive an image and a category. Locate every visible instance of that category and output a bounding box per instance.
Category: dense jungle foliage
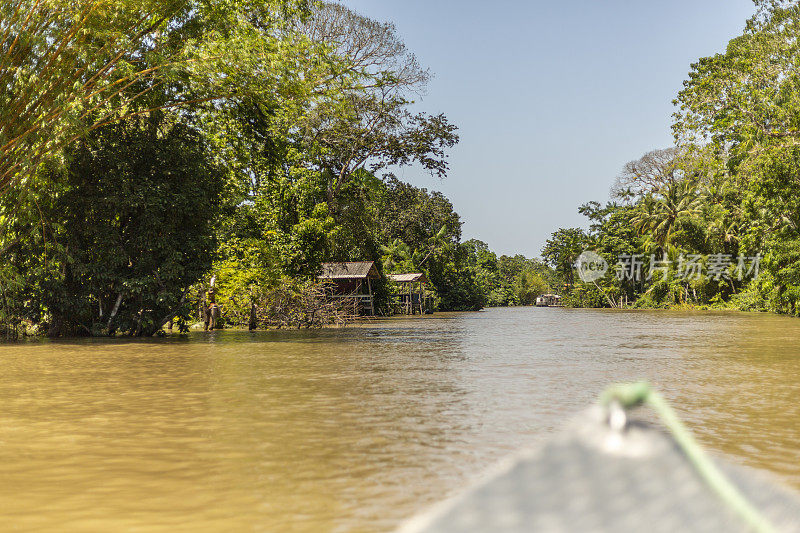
[0,0,553,337]
[7,0,799,336]
[541,1,800,314]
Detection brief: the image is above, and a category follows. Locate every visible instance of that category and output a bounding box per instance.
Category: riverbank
[562,285,783,316]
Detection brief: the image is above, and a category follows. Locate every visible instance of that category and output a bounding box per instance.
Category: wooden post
[249,301,257,331]
[367,278,374,316]
[203,291,209,331]
[357,280,362,315]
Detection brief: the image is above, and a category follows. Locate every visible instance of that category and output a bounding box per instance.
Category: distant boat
[535,294,562,307]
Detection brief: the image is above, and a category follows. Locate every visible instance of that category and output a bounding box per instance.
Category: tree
[611,148,683,200]
[3,112,224,336]
[0,0,477,332]
[630,179,702,253]
[541,228,588,287]
[377,175,462,251]
[209,3,460,283]
[426,242,486,311]
[512,269,549,306]
[0,0,311,194]
[380,238,413,273]
[670,1,800,311]
[293,2,459,211]
[673,1,800,151]
[462,239,501,304]
[1,0,181,191]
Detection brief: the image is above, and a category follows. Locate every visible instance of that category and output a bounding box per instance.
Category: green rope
[600,382,776,533]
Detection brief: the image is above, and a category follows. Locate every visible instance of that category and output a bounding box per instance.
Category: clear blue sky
[343,0,756,258]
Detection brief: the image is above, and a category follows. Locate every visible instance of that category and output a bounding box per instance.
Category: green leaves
[541,228,588,286]
[674,3,800,150]
[8,112,225,336]
[0,0,471,329]
[0,0,314,193]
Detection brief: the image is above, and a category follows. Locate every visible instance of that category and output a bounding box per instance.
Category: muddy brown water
[0,307,798,531]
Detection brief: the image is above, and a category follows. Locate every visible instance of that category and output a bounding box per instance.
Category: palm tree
[417,225,449,267]
[380,239,412,272]
[632,180,702,252]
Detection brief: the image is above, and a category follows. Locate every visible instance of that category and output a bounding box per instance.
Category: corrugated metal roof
[318,262,379,279]
[388,273,428,283]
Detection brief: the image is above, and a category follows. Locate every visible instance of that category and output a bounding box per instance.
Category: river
[0,307,798,531]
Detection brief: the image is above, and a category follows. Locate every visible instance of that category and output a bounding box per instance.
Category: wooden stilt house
[388,273,432,315]
[318,261,380,316]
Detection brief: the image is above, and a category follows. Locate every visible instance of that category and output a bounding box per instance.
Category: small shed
[318,261,380,315]
[388,273,431,315]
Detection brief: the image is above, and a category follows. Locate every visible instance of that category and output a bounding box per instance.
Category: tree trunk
[106,293,123,334]
[203,292,209,331]
[154,289,189,335]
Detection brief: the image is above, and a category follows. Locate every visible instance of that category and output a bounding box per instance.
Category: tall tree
[630,180,702,253]
[541,228,588,287]
[3,112,224,336]
[293,2,459,210]
[611,148,683,200]
[0,0,311,194]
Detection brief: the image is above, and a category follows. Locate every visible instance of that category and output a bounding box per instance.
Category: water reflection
[0,308,798,531]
